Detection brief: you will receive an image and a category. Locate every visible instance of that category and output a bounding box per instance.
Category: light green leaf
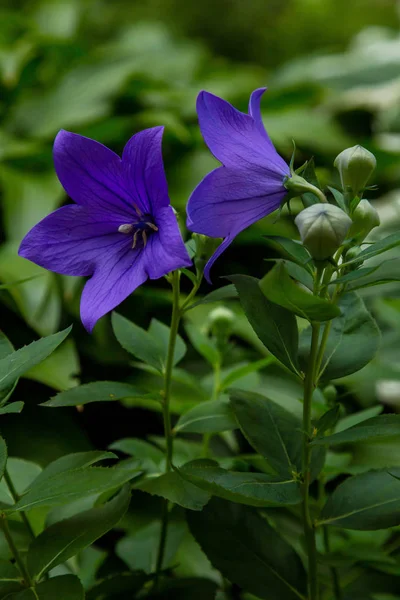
[135,470,210,510]
[346,232,400,265]
[0,402,24,415]
[0,327,72,393]
[42,381,156,408]
[174,399,238,435]
[220,357,273,390]
[179,460,301,507]
[9,575,84,599]
[148,319,187,366]
[260,262,340,322]
[335,406,383,433]
[331,259,400,291]
[27,486,130,579]
[319,467,400,530]
[229,275,300,374]
[312,415,400,447]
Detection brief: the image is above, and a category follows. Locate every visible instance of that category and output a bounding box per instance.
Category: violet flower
[186,88,290,281]
[19,127,191,332]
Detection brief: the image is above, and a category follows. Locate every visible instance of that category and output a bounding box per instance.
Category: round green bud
[294,204,352,261]
[348,199,380,242]
[344,246,363,270]
[208,307,235,340]
[334,145,376,197]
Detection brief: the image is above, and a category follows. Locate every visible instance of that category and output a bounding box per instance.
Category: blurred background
[1,0,400,472]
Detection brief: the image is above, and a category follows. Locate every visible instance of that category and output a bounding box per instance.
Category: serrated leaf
[42,381,156,407]
[0,402,24,415]
[319,467,400,530]
[0,327,72,393]
[9,575,84,599]
[260,262,340,322]
[179,460,301,507]
[229,275,300,374]
[312,415,400,447]
[174,399,237,435]
[148,319,186,366]
[27,486,130,579]
[135,470,210,510]
[188,498,306,600]
[32,451,117,487]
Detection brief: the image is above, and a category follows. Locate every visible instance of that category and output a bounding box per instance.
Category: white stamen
[146,222,158,232]
[142,230,148,248]
[118,224,134,234]
[132,230,139,249]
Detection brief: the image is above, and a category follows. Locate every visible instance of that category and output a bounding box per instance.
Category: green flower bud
[192,233,222,272]
[348,199,380,242]
[294,204,352,261]
[208,307,235,340]
[344,246,363,270]
[334,145,376,197]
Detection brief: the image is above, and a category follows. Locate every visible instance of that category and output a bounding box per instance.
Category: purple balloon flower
[19,127,191,332]
[186,88,290,282]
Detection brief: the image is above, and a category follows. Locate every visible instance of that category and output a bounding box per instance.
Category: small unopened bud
[348,199,380,242]
[208,307,235,339]
[295,204,352,261]
[192,233,222,272]
[344,246,363,270]
[334,145,376,197]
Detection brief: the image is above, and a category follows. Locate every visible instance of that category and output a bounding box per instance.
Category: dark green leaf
[0,437,7,482]
[86,571,151,600]
[333,258,400,291]
[184,323,220,366]
[42,381,156,408]
[259,262,340,321]
[335,405,383,433]
[220,357,273,390]
[135,470,210,510]
[0,559,23,597]
[179,460,301,507]
[188,498,306,600]
[148,319,186,366]
[314,405,341,437]
[319,467,400,530]
[346,232,400,265]
[0,330,16,405]
[0,327,72,393]
[0,402,24,415]
[230,390,302,477]
[32,451,117,486]
[312,415,400,447]
[9,575,84,599]
[174,399,238,434]
[263,236,313,273]
[27,486,130,579]
[147,578,218,599]
[109,438,164,466]
[187,284,238,310]
[229,275,300,374]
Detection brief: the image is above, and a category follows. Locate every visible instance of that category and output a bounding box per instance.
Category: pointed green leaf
[319,467,400,530]
[220,357,273,390]
[187,284,238,310]
[179,460,301,507]
[27,486,130,579]
[260,262,340,321]
[312,415,400,447]
[188,498,306,600]
[42,381,156,407]
[0,330,17,405]
[0,327,72,393]
[184,323,220,366]
[174,399,237,435]
[109,438,164,465]
[135,470,210,510]
[229,275,300,374]
[32,451,117,487]
[263,236,313,273]
[9,575,84,599]
[314,405,341,437]
[0,559,23,597]
[346,232,400,265]
[0,402,24,415]
[86,571,151,600]
[148,319,186,366]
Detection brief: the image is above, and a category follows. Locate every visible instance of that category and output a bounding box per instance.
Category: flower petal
[203,235,235,284]
[18,205,127,276]
[146,206,192,279]
[196,91,288,175]
[187,166,286,238]
[53,130,134,218]
[122,127,170,215]
[80,247,148,332]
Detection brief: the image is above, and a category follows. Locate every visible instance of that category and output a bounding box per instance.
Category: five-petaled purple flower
[186,88,290,282]
[19,127,192,332]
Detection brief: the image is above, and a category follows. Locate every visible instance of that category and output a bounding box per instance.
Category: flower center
[118,214,158,249]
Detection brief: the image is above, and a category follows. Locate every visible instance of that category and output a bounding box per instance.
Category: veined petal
[53,130,135,218]
[146,206,192,279]
[248,88,282,159]
[187,166,286,238]
[122,127,170,215]
[18,205,127,276]
[197,91,288,175]
[80,247,148,332]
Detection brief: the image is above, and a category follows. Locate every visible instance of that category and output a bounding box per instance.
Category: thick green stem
[155,270,181,583]
[0,512,32,587]
[4,469,35,541]
[302,321,320,600]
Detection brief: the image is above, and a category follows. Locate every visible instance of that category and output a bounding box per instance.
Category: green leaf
[187,284,238,310]
[263,236,313,273]
[174,399,238,435]
[346,232,400,265]
[313,292,380,380]
[86,571,151,600]
[0,558,23,597]
[0,402,24,415]
[27,486,130,579]
[9,465,140,512]
[318,467,400,530]
[0,327,72,393]
[230,390,302,477]
[314,405,341,437]
[327,186,347,211]
[24,338,80,392]
[0,437,7,482]
[147,578,218,599]
[134,470,210,510]
[148,319,187,366]
[184,322,220,366]
[179,460,301,507]
[112,313,185,371]
[109,438,164,467]
[220,357,273,390]
[42,381,156,408]
[311,415,400,447]
[9,575,84,599]
[229,275,300,374]
[188,498,306,600]
[259,262,340,322]
[335,406,383,433]
[0,330,17,405]
[32,451,117,486]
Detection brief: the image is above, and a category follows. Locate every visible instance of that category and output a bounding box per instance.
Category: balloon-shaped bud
[348,199,380,242]
[208,307,235,338]
[295,204,352,261]
[334,145,376,197]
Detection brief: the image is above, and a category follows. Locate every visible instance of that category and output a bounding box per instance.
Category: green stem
[323,527,342,600]
[155,270,182,583]
[4,469,35,541]
[0,512,32,587]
